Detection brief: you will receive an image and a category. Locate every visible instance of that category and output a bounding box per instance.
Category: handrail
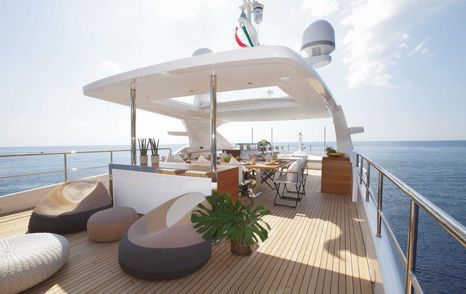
[355,153,466,294]
[0,148,172,158]
[0,147,173,182]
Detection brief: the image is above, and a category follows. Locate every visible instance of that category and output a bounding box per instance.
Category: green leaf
[190,192,272,246]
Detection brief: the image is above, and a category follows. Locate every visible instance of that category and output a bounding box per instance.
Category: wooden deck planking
[0,170,374,294]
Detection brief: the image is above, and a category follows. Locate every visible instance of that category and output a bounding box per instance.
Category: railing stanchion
[359,157,364,184]
[63,153,68,182]
[405,200,419,294]
[377,172,383,237]
[366,164,371,201]
[110,151,113,163]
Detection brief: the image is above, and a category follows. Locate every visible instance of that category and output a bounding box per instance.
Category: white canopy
[83,46,339,123]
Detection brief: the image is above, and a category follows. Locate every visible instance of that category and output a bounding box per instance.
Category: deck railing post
[376,172,383,237]
[359,157,364,184]
[63,153,68,182]
[405,200,419,294]
[365,164,371,201]
[110,151,113,164]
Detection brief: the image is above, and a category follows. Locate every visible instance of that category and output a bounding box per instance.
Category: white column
[130,85,137,165]
[210,74,217,172]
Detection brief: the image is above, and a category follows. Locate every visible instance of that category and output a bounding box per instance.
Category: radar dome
[301,20,335,68]
[192,48,214,56]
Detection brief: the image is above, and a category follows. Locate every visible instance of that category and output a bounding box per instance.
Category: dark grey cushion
[28,205,112,234]
[118,233,211,280]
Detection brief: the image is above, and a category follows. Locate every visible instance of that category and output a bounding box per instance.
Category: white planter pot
[140,155,148,166]
[151,155,159,165]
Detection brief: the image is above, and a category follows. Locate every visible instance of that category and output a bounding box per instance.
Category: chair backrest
[166,192,207,227]
[63,181,99,202]
[227,157,248,184]
[285,157,308,183]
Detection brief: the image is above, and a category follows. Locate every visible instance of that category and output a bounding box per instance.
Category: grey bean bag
[119,192,211,280]
[28,180,112,234]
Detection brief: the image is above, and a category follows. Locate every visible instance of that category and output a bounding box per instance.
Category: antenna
[301,20,335,68]
[236,0,264,47]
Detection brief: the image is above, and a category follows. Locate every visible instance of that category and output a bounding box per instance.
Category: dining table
[242,160,291,189]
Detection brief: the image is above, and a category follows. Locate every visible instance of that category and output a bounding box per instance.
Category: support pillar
[130,86,137,165]
[210,74,217,172]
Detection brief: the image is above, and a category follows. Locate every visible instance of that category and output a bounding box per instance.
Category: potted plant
[258,139,271,152]
[325,146,344,158]
[138,138,149,165]
[149,138,160,165]
[191,193,271,256]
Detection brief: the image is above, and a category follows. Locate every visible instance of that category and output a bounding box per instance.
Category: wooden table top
[242,160,291,170]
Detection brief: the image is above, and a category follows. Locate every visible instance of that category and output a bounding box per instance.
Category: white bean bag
[0,233,70,294]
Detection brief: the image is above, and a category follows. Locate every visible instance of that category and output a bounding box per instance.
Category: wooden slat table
[242,161,291,189]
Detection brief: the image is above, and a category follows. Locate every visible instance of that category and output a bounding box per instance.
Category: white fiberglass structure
[83,45,363,156]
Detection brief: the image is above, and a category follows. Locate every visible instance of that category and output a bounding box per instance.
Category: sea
[0,141,465,293]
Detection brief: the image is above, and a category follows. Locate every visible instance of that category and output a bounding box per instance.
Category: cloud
[408,36,432,57]
[302,0,340,17]
[97,61,122,74]
[340,0,401,88]
[339,0,455,89]
[398,33,410,49]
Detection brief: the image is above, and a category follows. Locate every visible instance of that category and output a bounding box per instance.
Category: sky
[0,0,465,147]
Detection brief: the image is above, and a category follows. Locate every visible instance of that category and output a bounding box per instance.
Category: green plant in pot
[191,193,271,256]
[138,138,149,166]
[149,138,160,165]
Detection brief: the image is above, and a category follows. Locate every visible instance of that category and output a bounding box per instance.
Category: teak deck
[0,170,374,294]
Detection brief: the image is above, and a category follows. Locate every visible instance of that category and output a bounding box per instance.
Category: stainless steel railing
[0,148,172,182]
[356,153,466,294]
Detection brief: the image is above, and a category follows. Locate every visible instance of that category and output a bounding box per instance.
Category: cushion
[0,233,69,294]
[228,157,247,183]
[165,154,184,163]
[87,207,138,242]
[194,155,210,165]
[118,192,211,280]
[28,180,112,234]
[287,160,301,182]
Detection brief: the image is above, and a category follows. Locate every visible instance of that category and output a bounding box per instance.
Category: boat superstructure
[83,45,362,157]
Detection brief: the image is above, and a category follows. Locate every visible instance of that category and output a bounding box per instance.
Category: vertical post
[271,128,273,150]
[323,126,326,152]
[359,158,364,184]
[405,200,419,294]
[376,172,383,237]
[210,73,217,172]
[365,164,371,201]
[251,127,254,144]
[110,151,113,164]
[63,153,68,182]
[130,85,137,165]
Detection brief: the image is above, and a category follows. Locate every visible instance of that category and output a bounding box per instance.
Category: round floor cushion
[87,207,138,242]
[0,233,70,294]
